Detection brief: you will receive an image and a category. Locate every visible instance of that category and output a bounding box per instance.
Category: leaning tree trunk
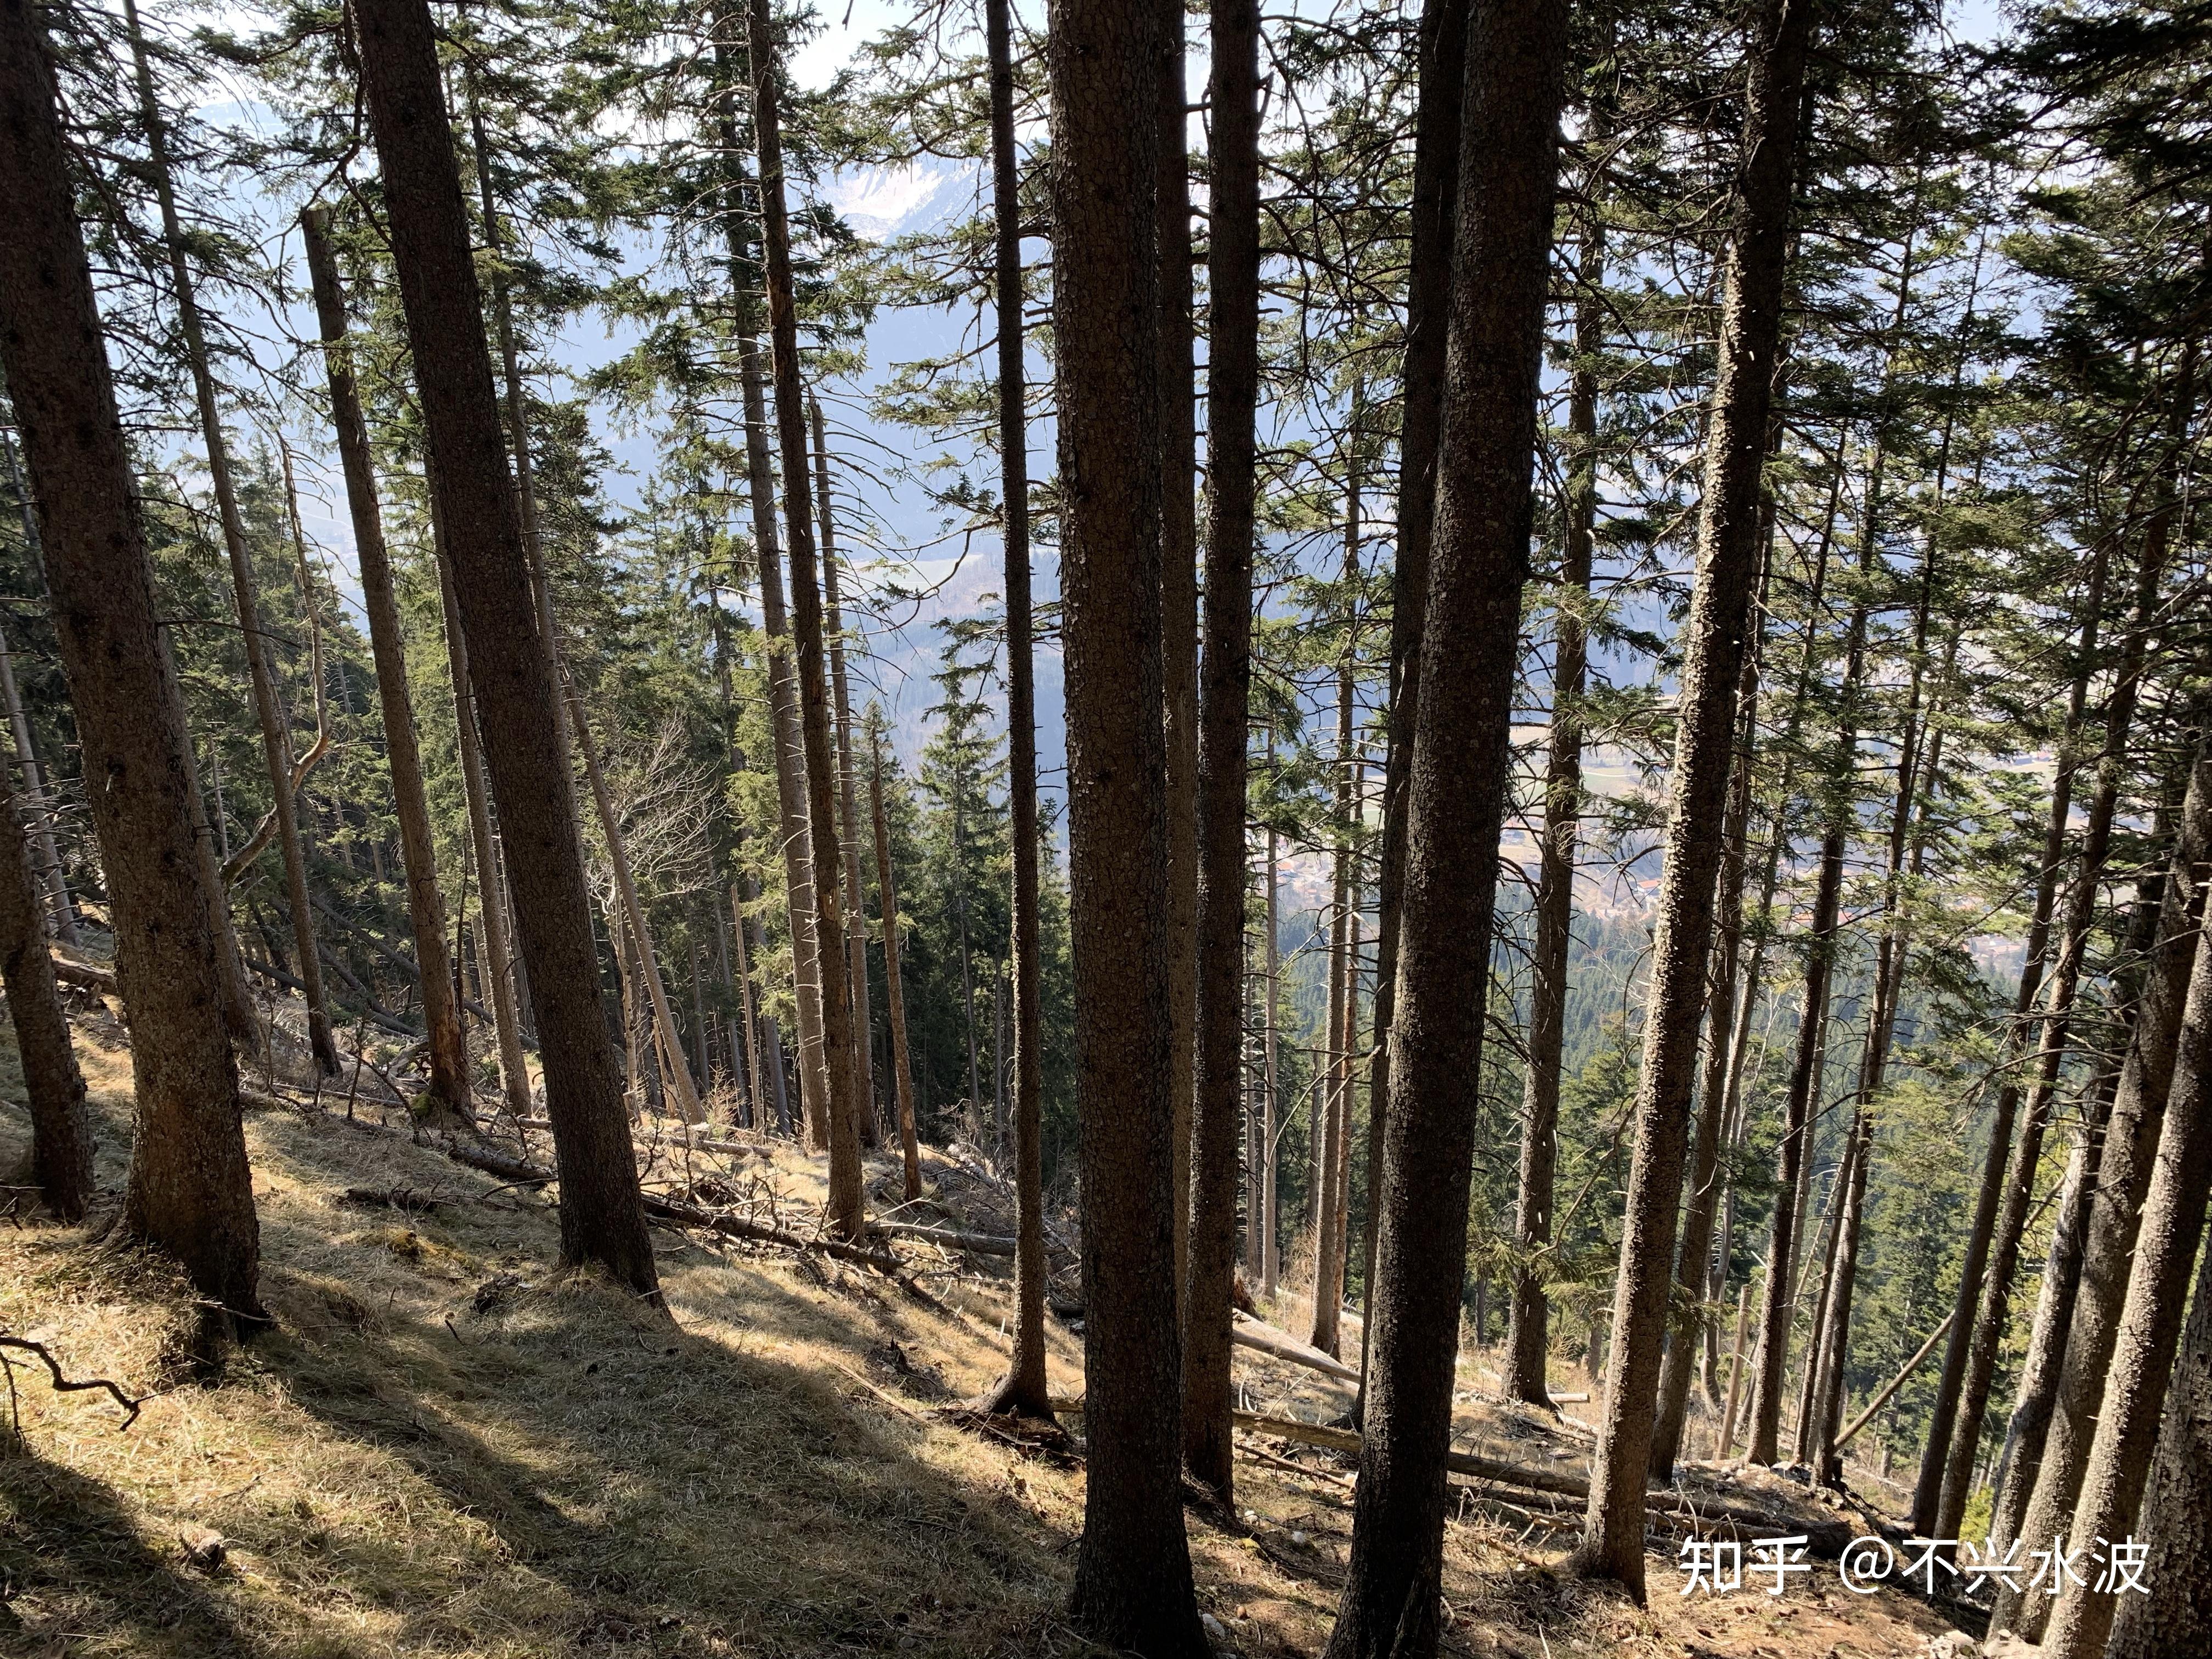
[1576,0,1817,1592]
[809,400,879,1147]
[1159,0,1201,1324]
[0,606,76,946]
[1994,728,2210,1638]
[712,15,832,1147]
[747,0,865,1242]
[1505,205,1601,1412]
[0,4,261,1324]
[301,204,472,1116]
[973,0,1049,1417]
[123,0,337,1077]
[868,725,923,1199]
[0,763,90,1220]
[1047,0,1206,1642]
[353,0,657,1296]
[2042,733,2212,1659]
[1323,0,1567,1646]
[1934,545,2128,1547]
[426,496,534,1120]
[1181,0,1260,1495]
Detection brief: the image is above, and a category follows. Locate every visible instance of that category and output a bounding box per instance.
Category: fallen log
[1228,1409,1852,1554]
[870,1220,1017,1256]
[1232,1316,1359,1381]
[1835,1311,1952,1452]
[50,953,115,994]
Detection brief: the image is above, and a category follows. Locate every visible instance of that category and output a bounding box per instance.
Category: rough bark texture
[0,0,260,1319]
[2108,1171,2212,1659]
[748,0,865,1236]
[0,764,90,1219]
[1158,0,1200,1329]
[1578,0,1815,1590]
[1323,0,1566,1645]
[974,0,1048,1415]
[1359,0,1469,1420]
[2042,735,2212,1659]
[353,0,657,1296]
[1182,0,1259,1496]
[1048,0,1204,1640]
[1994,735,2210,1636]
[300,205,471,1116]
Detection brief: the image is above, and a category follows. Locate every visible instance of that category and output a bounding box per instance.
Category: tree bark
[973,0,1049,1414]
[300,204,471,1116]
[746,0,865,1239]
[0,0,260,1322]
[1577,0,1816,1590]
[1323,0,1566,1644]
[0,613,76,947]
[353,0,657,1296]
[1262,817,1282,1295]
[123,0,337,1077]
[870,726,922,1198]
[1048,0,1205,1641]
[1504,221,1598,1409]
[1158,0,1200,1328]
[808,399,879,1147]
[0,763,89,1220]
[1182,0,1260,1493]
[1993,733,2210,1637]
[1311,484,1360,1363]
[2041,733,2212,1659]
[1357,0,1470,1426]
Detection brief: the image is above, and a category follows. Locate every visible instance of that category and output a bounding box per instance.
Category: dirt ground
[0,997,1987,1657]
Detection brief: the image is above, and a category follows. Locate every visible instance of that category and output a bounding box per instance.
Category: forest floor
[0,989,1993,1657]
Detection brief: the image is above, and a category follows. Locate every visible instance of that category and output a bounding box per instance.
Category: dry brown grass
[0,1010,1976,1658]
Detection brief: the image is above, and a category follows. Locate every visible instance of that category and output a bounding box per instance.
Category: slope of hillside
[0,1001,1982,1658]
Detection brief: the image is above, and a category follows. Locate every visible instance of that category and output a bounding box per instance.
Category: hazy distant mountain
[830,159,981,244]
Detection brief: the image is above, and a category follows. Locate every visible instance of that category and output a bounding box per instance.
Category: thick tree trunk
[2041,734,2212,1659]
[1504,213,1600,1412]
[747,0,865,1238]
[1182,0,1260,1492]
[123,0,337,1077]
[1159,0,1200,1327]
[0,2,261,1322]
[1048,0,1205,1641]
[1323,0,1566,1644]
[869,730,922,1198]
[0,764,90,1219]
[1577,0,1816,1590]
[1993,735,2210,1637]
[808,400,879,1147]
[974,0,1049,1414]
[353,0,657,1296]
[301,205,471,1116]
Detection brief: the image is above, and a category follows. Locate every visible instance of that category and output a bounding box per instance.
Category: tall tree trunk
[1262,816,1283,1295]
[1934,541,2131,1547]
[1356,0,1469,1420]
[975,0,1049,1413]
[1994,726,2210,1637]
[1159,0,1201,1326]
[1576,0,1816,1590]
[1311,467,1360,1363]
[301,204,471,1116]
[1048,0,1204,1641]
[1505,208,1601,1410]
[1324,0,1566,1643]
[2042,734,2212,1659]
[0,763,89,1219]
[870,725,923,1199]
[746,0,865,1241]
[1649,610,1763,1472]
[123,0,337,1077]
[426,498,534,1119]
[712,14,832,1148]
[0,4,261,1323]
[353,0,657,1296]
[0,438,78,949]
[1182,0,1259,1485]
[809,399,879,1147]
[1911,552,2107,1532]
